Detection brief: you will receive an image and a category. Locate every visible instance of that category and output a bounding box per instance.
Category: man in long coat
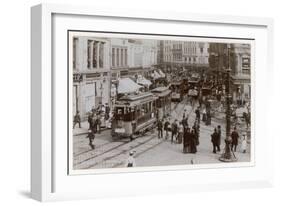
[171,119,178,143]
[217,125,221,152]
[183,127,190,153]
[211,128,219,153]
[190,129,197,153]
[157,119,163,139]
[231,127,239,152]
[87,129,95,149]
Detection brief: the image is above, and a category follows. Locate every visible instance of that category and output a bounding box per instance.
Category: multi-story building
[208,43,251,103]
[208,43,228,71]
[110,38,129,79]
[231,44,251,103]
[182,42,209,67]
[72,36,111,119]
[161,40,209,69]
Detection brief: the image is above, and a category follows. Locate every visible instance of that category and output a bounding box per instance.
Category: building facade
[231,44,251,103]
[208,43,251,104]
[161,40,209,69]
[72,36,111,119]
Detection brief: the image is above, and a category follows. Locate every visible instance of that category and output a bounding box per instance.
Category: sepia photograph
[69,31,252,172]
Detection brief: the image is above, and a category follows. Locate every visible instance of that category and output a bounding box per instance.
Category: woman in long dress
[241,133,247,153]
[190,129,197,153]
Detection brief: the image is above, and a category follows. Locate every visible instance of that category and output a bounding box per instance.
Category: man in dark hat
[157,119,163,139]
[87,129,95,149]
[217,125,221,152]
[195,106,201,123]
[231,127,239,152]
[211,128,219,153]
[171,119,178,144]
[73,111,81,129]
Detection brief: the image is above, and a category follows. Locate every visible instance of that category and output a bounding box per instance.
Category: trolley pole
[219,44,237,162]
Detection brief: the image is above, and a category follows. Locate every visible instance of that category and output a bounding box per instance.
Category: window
[242,57,250,68]
[242,57,251,74]
[121,49,123,66]
[117,48,119,67]
[112,48,115,67]
[92,42,97,68]
[73,38,78,69]
[87,40,93,69]
[125,49,127,66]
[99,42,104,68]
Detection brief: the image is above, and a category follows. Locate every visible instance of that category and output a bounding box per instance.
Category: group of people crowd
[156,104,248,155]
[84,104,111,149]
[157,107,201,154]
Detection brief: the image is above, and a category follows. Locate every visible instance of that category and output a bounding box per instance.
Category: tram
[151,86,171,120]
[170,81,184,102]
[201,82,213,96]
[187,76,200,90]
[111,92,157,139]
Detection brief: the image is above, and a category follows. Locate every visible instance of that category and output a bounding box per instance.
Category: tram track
[74,140,116,157]
[74,140,128,166]
[75,134,160,169]
[73,131,156,168]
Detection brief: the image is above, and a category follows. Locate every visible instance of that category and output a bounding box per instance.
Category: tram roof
[151,87,171,97]
[119,92,154,102]
[170,81,182,85]
[151,86,169,93]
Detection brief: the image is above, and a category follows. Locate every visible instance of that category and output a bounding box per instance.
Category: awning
[158,69,166,78]
[136,75,152,86]
[152,71,161,80]
[118,78,143,94]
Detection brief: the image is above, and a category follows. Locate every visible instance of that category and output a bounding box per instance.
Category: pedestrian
[88,112,93,129]
[177,122,184,144]
[182,116,189,129]
[126,151,136,167]
[96,115,102,134]
[244,112,250,129]
[190,129,197,153]
[182,109,186,119]
[73,111,81,129]
[192,122,200,146]
[157,119,163,139]
[183,127,190,153]
[87,129,95,149]
[206,109,211,126]
[105,103,110,117]
[211,128,219,153]
[202,107,207,122]
[231,127,239,152]
[195,106,200,123]
[171,119,178,143]
[241,133,247,153]
[217,125,221,152]
[164,119,170,139]
[91,114,98,133]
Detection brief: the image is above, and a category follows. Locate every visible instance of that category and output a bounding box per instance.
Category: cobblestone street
[73,100,250,170]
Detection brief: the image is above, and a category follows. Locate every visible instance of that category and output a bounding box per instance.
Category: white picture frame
[31,3,274,201]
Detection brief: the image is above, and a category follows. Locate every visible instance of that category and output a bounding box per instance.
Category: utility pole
[219,44,237,162]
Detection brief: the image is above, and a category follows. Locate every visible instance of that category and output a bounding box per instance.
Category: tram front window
[123,107,135,121]
[115,108,124,120]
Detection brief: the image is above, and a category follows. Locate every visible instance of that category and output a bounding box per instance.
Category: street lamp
[219,44,237,162]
